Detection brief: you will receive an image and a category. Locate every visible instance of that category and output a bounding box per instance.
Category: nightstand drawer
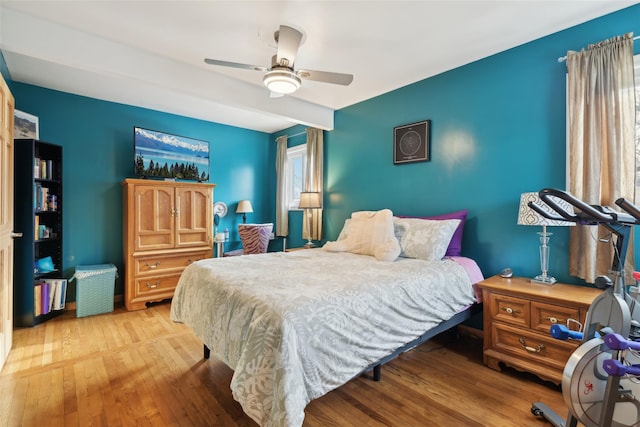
[489,293,530,327]
[531,301,582,334]
[491,322,576,371]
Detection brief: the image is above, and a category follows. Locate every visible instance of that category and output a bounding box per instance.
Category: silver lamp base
[531,274,557,285]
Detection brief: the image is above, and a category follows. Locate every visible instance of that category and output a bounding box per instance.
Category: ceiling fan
[204,25,353,96]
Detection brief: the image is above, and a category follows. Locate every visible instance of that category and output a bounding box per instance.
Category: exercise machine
[528,189,640,427]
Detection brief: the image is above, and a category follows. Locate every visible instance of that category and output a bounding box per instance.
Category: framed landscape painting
[14,109,39,139]
[133,127,210,182]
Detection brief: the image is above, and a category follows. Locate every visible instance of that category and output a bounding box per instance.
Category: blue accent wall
[279,5,640,285]
[10,83,272,298]
[0,50,10,86]
[5,4,640,301]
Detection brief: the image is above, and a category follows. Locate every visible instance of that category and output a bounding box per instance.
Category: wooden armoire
[122,178,214,310]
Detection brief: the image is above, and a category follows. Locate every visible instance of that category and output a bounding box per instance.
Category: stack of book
[33,278,67,316]
[33,184,52,212]
[34,157,53,180]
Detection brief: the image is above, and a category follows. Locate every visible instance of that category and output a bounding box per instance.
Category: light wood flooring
[0,301,568,426]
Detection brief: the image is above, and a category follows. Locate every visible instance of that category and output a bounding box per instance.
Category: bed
[170,209,483,427]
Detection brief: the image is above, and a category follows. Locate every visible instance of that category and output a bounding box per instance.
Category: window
[286,144,307,210]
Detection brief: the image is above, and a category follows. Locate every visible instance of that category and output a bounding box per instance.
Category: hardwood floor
[0,301,568,426]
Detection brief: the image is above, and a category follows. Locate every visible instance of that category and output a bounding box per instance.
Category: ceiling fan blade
[276,25,303,67]
[297,69,354,86]
[204,58,267,72]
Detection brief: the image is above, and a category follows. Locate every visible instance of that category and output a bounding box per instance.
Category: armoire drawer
[134,273,181,297]
[134,250,210,275]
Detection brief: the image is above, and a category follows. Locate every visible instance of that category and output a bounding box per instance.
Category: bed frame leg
[204,344,210,359]
[373,364,381,381]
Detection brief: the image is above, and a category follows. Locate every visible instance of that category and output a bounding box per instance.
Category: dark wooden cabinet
[13,139,64,327]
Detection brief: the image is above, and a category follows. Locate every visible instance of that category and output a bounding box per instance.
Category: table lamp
[236,200,253,224]
[298,192,322,248]
[517,192,575,284]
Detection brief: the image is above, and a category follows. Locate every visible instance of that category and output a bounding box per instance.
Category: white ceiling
[1,1,637,133]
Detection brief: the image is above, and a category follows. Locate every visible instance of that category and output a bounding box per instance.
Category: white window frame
[286,144,307,210]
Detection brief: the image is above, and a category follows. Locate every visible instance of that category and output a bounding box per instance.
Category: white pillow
[323,209,400,261]
[337,218,351,240]
[394,217,461,261]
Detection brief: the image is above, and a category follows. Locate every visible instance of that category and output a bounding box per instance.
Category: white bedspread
[170,249,478,427]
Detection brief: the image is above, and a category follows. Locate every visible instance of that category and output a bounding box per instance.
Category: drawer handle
[502,306,521,314]
[145,261,161,269]
[519,338,545,353]
[146,281,160,289]
[546,316,562,324]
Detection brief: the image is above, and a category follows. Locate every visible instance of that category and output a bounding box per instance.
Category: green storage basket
[71,263,117,318]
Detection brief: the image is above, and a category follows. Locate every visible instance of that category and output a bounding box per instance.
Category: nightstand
[477,275,602,384]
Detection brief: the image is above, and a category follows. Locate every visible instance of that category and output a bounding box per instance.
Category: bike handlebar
[532,188,639,226]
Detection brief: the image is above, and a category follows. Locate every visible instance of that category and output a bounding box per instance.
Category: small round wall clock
[213,201,228,218]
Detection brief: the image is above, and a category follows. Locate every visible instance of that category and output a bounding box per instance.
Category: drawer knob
[146,281,160,289]
[145,261,161,269]
[547,316,559,324]
[519,338,545,353]
[502,306,520,314]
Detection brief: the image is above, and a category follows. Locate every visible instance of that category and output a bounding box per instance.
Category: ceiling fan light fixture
[263,69,301,94]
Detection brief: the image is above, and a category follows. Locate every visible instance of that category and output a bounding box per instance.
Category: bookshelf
[14,139,66,327]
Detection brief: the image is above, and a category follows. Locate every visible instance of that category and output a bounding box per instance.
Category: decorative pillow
[323,209,400,261]
[397,209,467,256]
[337,218,351,240]
[394,218,461,261]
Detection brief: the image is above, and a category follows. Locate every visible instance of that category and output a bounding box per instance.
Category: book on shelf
[51,279,67,311]
[34,282,42,316]
[34,157,40,179]
[41,281,50,315]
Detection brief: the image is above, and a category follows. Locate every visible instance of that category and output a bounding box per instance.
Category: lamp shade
[298,192,322,209]
[298,191,322,209]
[517,192,575,226]
[236,200,253,214]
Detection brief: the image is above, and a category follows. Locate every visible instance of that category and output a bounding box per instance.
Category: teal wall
[0,50,10,86]
[5,4,640,301]
[10,83,273,298]
[278,5,640,286]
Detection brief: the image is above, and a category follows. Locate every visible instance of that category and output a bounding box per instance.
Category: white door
[0,73,15,370]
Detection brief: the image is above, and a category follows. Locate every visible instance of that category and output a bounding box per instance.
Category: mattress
[170,248,479,427]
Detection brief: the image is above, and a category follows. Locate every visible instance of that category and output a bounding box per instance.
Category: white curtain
[304,128,323,241]
[275,135,288,237]
[566,33,636,284]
